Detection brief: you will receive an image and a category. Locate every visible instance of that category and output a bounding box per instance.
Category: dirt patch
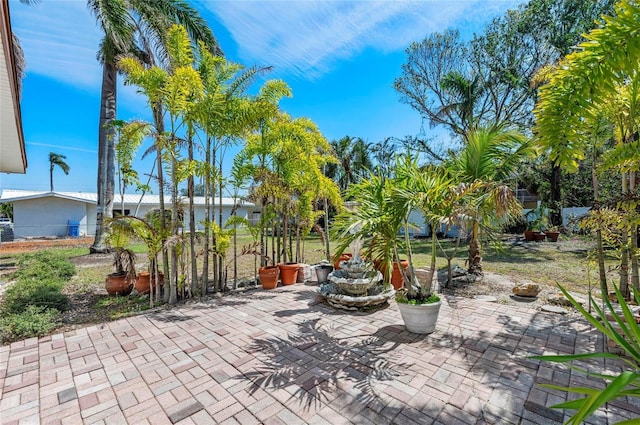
[70,253,113,267]
[0,237,94,255]
[441,270,586,317]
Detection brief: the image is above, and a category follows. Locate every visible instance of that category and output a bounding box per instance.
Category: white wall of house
[10,197,250,238]
[85,204,97,236]
[189,206,251,231]
[14,197,87,238]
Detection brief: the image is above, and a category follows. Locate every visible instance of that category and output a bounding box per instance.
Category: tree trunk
[549,162,562,227]
[150,103,170,303]
[467,220,482,275]
[211,146,218,292]
[49,165,53,192]
[188,133,198,297]
[591,154,608,297]
[282,208,288,263]
[324,199,331,261]
[202,138,211,295]
[91,61,117,254]
[218,165,224,291]
[261,200,267,266]
[169,152,179,304]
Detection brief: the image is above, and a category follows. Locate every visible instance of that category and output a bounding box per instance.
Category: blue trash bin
[68,221,80,237]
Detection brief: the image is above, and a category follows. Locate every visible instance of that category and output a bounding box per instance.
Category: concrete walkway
[1,284,639,425]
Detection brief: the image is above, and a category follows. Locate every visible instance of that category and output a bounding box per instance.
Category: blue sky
[2,0,524,194]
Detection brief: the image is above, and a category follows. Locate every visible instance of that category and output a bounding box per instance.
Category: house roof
[0,0,27,174]
[0,189,251,207]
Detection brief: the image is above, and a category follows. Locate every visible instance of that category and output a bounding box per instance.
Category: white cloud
[203,0,524,79]
[10,0,149,109]
[9,0,524,87]
[10,0,102,87]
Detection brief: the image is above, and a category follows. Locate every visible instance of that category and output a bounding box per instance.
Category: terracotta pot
[375,259,409,290]
[534,231,546,242]
[105,273,133,296]
[279,262,299,285]
[135,271,164,295]
[259,266,279,290]
[333,253,352,270]
[545,231,560,242]
[523,230,535,241]
[391,260,409,290]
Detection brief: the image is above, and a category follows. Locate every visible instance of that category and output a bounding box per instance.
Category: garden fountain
[319,237,395,310]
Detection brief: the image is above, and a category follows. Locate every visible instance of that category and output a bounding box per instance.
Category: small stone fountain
[319,237,395,310]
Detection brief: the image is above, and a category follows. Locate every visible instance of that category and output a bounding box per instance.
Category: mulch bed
[0,237,94,255]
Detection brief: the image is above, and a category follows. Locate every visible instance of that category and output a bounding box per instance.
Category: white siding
[187,205,250,231]
[14,198,86,238]
[85,204,96,236]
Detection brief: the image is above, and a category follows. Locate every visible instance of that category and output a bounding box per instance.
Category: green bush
[0,306,61,343]
[14,250,76,281]
[2,278,69,314]
[1,250,74,316]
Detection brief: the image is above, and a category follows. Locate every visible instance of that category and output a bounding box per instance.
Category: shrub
[0,306,61,343]
[2,278,69,314]
[14,250,76,281]
[1,250,74,316]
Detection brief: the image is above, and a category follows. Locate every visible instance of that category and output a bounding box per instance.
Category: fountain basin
[328,269,382,295]
[319,282,395,310]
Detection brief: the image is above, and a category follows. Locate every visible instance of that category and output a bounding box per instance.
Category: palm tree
[49,152,70,192]
[447,125,533,274]
[327,136,373,192]
[435,71,486,137]
[89,0,221,254]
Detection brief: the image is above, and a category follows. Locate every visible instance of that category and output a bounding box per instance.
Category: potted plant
[333,158,456,333]
[109,212,168,303]
[278,262,299,285]
[525,206,549,242]
[259,265,279,289]
[135,264,164,295]
[390,162,456,333]
[333,172,402,292]
[106,247,137,296]
[545,225,560,242]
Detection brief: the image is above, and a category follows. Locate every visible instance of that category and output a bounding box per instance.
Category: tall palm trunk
[218,158,224,291]
[91,61,117,253]
[168,126,179,304]
[187,131,198,297]
[151,103,170,303]
[211,145,218,291]
[202,137,211,295]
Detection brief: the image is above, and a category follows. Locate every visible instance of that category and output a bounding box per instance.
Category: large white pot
[397,300,442,334]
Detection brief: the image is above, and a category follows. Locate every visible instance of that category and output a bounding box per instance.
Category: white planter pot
[397,300,442,334]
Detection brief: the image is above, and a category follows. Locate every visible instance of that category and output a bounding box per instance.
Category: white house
[0,189,253,239]
[0,1,27,174]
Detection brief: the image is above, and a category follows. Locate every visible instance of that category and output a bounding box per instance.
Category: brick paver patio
[2,283,640,424]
